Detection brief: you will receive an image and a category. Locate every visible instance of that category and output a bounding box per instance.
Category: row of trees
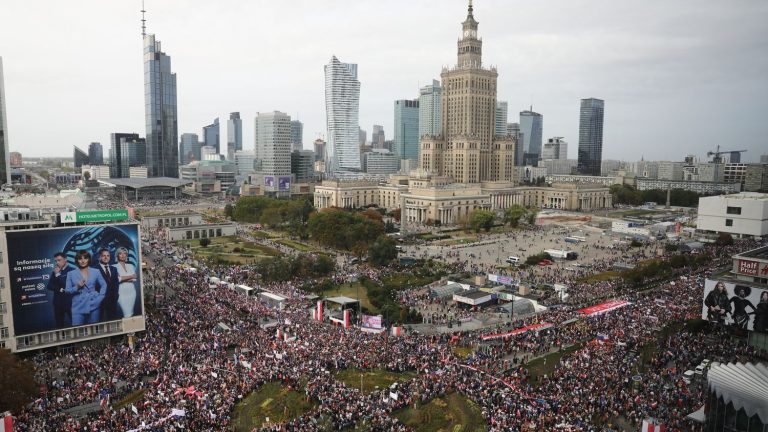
[621,253,711,286]
[307,208,398,266]
[226,196,314,238]
[466,205,539,233]
[253,253,336,283]
[610,184,703,207]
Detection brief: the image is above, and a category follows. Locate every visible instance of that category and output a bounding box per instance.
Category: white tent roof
[707,362,768,423]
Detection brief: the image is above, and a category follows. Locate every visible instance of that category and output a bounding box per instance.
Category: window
[60,330,69,340]
[726,206,742,215]
[725,219,733,227]
[0,303,5,313]
[0,327,8,339]
[77,327,88,337]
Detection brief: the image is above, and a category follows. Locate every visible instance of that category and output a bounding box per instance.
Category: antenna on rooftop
[141,0,147,37]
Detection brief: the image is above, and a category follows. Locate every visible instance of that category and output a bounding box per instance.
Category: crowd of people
[9,222,768,431]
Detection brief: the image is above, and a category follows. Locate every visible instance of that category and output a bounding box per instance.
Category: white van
[682,370,695,384]
[506,256,520,264]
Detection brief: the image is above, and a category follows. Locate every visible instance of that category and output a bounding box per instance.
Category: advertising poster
[702,279,768,332]
[8,224,143,336]
[264,176,275,188]
[361,314,383,329]
[278,176,292,191]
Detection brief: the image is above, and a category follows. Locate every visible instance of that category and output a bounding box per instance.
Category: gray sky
[1,0,767,162]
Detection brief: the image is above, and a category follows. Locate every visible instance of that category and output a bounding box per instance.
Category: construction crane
[706,145,747,164]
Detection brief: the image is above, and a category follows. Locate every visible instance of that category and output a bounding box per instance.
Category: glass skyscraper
[119,137,147,178]
[519,109,543,166]
[73,146,89,168]
[394,99,420,162]
[0,57,11,185]
[227,112,242,156]
[290,120,303,152]
[495,101,508,137]
[577,98,605,176]
[203,117,220,155]
[180,133,200,165]
[110,132,140,178]
[144,34,178,178]
[418,79,442,138]
[88,142,104,165]
[324,56,361,176]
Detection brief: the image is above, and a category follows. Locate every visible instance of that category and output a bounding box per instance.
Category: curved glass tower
[324,56,361,177]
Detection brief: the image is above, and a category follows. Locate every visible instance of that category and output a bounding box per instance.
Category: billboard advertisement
[702,279,768,332]
[278,176,292,191]
[361,314,383,329]
[8,224,143,336]
[264,176,275,188]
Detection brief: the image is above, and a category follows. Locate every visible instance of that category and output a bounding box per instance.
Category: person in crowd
[46,252,75,328]
[65,250,108,325]
[115,247,138,318]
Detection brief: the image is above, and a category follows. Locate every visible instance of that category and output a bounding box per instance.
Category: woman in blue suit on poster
[65,250,108,326]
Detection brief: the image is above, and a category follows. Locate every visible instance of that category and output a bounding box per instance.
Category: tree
[369,235,398,267]
[0,349,38,413]
[82,171,91,181]
[391,208,401,222]
[715,233,734,246]
[503,204,527,227]
[199,238,211,248]
[224,204,234,219]
[469,210,495,232]
[526,208,539,225]
[307,208,384,251]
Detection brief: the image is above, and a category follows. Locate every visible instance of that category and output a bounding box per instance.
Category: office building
[291,149,315,182]
[541,137,567,160]
[419,2,515,183]
[697,193,768,238]
[507,123,525,166]
[234,150,256,176]
[363,149,400,175]
[540,159,578,175]
[179,133,200,165]
[9,151,21,167]
[200,146,219,161]
[88,142,104,165]
[0,58,10,186]
[227,112,242,159]
[636,178,741,195]
[419,79,442,138]
[744,164,768,192]
[576,98,605,176]
[143,32,178,178]
[73,146,89,168]
[372,125,385,149]
[203,117,220,155]
[290,120,304,152]
[254,111,292,178]
[495,101,508,137]
[519,109,543,166]
[394,99,420,162]
[724,163,748,186]
[180,160,236,194]
[359,128,367,147]
[324,56,361,176]
[314,139,326,162]
[119,137,147,178]
[110,133,140,178]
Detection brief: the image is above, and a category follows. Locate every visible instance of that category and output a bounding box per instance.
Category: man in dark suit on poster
[95,248,120,320]
[47,252,74,328]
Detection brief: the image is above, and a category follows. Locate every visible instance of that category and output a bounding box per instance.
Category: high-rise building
[227,112,242,159]
[358,128,367,147]
[419,79,442,138]
[495,101,508,137]
[394,99,420,162]
[291,150,315,182]
[200,146,219,161]
[314,139,326,162]
[541,137,568,160]
[324,56,361,176]
[144,28,178,178]
[88,142,104,165]
[372,125,385,149]
[110,133,140,178]
[203,118,220,155]
[0,57,11,185]
[290,120,304,152]
[254,111,292,177]
[119,138,147,178]
[507,123,525,166]
[419,3,515,183]
[73,146,89,168]
[577,98,605,176]
[519,109,543,166]
[234,150,256,176]
[179,133,200,165]
[363,149,400,175]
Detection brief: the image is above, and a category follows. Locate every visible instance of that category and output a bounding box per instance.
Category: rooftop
[457,290,490,300]
[735,246,768,261]
[707,362,768,423]
[325,296,360,305]
[98,178,193,189]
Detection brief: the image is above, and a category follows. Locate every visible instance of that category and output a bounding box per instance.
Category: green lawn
[394,392,486,432]
[335,369,416,395]
[525,343,583,384]
[231,382,317,432]
[380,272,442,291]
[275,238,318,253]
[323,282,379,314]
[178,236,281,264]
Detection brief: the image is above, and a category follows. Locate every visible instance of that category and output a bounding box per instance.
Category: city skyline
[0,0,766,162]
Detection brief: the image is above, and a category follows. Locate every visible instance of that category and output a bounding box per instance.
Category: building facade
[254,111,292,178]
[73,146,89,168]
[227,112,242,160]
[110,133,141,178]
[418,79,442,138]
[576,98,605,176]
[291,149,315,182]
[88,142,104,165]
[697,193,768,238]
[507,122,525,166]
[290,120,303,152]
[418,3,516,184]
[313,139,326,162]
[394,99,420,162]
[179,133,200,165]
[744,164,768,192]
[636,178,742,195]
[0,57,10,186]
[541,137,567,160]
[495,101,508,137]
[520,110,543,166]
[371,125,385,149]
[119,137,147,178]
[324,56,361,176]
[234,150,256,176]
[363,150,400,175]
[143,34,178,178]
[179,160,236,194]
[202,117,220,155]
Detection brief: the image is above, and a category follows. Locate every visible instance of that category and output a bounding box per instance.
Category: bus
[564,235,586,243]
[235,284,256,297]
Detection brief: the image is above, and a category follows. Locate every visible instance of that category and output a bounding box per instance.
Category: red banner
[480,323,552,341]
[577,300,631,316]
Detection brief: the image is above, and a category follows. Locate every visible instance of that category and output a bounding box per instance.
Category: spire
[468,0,474,17]
[141,0,147,37]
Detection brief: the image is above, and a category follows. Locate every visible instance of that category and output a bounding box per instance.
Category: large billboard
[702,279,768,332]
[8,224,143,336]
[361,314,383,329]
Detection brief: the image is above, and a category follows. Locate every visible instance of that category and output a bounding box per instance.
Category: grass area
[394,392,486,432]
[335,369,416,395]
[323,282,379,314]
[231,382,317,432]
[380,272,443,291]
[251,230,280,239]
[525,343,583,384]
[112,388,146,411]
[452,346,475,360]
[275,238,318,253]
[178,236,281,264]
[577,270,622,283]
[436,238,477,246]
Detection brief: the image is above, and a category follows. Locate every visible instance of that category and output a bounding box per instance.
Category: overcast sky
[1,0,767,162]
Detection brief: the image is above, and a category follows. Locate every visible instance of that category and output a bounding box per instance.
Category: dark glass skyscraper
[88,142,104,165]
[144,33,178,178]
[203,117,220,154]
[73,146,89,168]
[110,132,140,178]
[227,112,242,158]
[577,98,605,176]
[519,109,543,166]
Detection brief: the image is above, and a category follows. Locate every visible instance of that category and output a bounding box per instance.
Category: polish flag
[0,413,12,432]
[641,419,665,432]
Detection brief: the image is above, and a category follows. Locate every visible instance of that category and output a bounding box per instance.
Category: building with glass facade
[119,137,147,178]
[418,79,442,138]
[203,117,220,155]
[179,133,200,165]
[88,142,104,165]
[291,150,315,182]
[227,112,242,159]
[363,150,400,175]
[324,56,361,176]
[290,120,303,152]
[73,146,89,168]
[520,109,543,166]
[495,101,508,137]
[394,99,420,162]
[234,150,256,176]
[144,34,178,178]
[577,98,605,176]
[254,111,292,178]
[0,57,10,186]
[110,133,140,178]
[372,124,385,149]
